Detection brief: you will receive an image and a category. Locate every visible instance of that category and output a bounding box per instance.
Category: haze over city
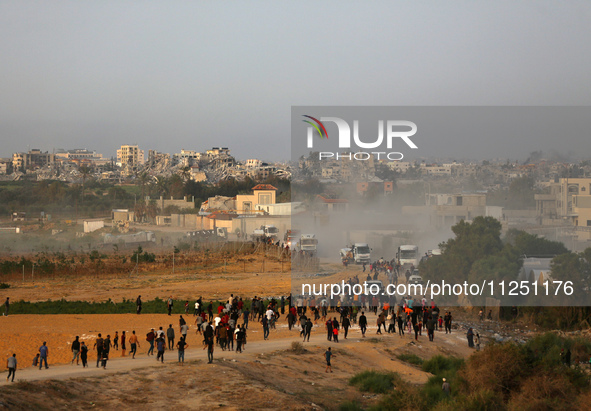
[2,2,591,161]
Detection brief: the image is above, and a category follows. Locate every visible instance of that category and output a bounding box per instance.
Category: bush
[0,282,10,289]
[349,370,398,394]
[396,353,423,366]
[339,401,364,411]
[422,355,464,375]
[290,341,307,354]
[459,343,526,400]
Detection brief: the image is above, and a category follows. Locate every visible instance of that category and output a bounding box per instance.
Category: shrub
[396,353,423,366]
[349,370,398,394]
[290,341,307,354]
[339,401,364,411]
[422,355,464,375]
[459,343,526,399]
[0,282,10,289]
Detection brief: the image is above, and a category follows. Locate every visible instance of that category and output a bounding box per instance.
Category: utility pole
[173,248,175,274]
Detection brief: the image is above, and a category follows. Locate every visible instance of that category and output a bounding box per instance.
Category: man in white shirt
[156,327,165,339]
[6,354,16,382]
[180,324,189,341]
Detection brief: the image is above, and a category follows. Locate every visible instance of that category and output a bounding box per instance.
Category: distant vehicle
[431,248,442,256]
[11,212,26,222]
[104,231,156,246]
[253,225,280,241]
[352,243,371,264]
[186,227,227,241]
[408,269,423,285]
[365,280,384,295]
[397,245,419,268]
[300,234,318,255]
[284,229,300,249]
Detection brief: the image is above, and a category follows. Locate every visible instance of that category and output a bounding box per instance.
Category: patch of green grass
[396,353,424,366]
[422,355,464,375]
[349,370,398,394]
[339,400,364,411]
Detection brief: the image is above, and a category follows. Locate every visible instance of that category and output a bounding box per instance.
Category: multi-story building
[54,149,110,168]
[176,149,201,166]
[116,145,144,174]
[12,149,55,171]
[245,159,262,168]
[0,158,12,174]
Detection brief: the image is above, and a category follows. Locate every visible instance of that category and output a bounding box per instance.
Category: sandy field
[0,313,298,369]
[0,313,473,410]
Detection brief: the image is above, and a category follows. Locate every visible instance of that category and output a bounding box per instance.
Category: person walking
[167,296,174,316]
[167,324,175,350]
[474,333,481,351]
[129,331,139,359]
[180,323,189,342]
[146,329,155,356]
[71,336,81,365]
[262,316,270,340]
[93,334,103,368]
[121,331,126,357]
[324,347,334,373]
[4,297,9,316]
[442,378,450,396]
[80,342,88,367]
[444,312,452,334]
[113,331,119,351]
[6,354,16,382]
[467,328,474,348]
[359,311,367,338]
[205,335,214,364]
[177,337,188,364]
[136,295,142,314]
[326,317,333,341]
[342,315,351,339]
[156,336,165,363]
[427,317,435,342]
[236,327,245,353]
[397,314,405,336]
[101,335,112,369]
[333,326,339,343]
[303,318,313,342]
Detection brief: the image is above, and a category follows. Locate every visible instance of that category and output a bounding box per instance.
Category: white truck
[352,243,371,264]
[397,245,419,268]
[253,225,280,241]
[284,229,300,249]
[299,234,318,255]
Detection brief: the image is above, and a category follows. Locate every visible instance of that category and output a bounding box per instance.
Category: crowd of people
[4,292,475,384]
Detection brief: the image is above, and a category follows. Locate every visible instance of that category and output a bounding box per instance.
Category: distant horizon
[3,145,590,166]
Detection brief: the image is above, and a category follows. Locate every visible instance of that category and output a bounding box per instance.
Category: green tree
[505,229,569,256]
[421,217,504,284]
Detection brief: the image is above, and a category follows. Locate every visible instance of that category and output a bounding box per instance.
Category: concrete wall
[83,220,105,233]
[170,214,211,229]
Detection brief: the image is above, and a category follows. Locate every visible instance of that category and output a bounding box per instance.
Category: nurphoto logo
[303,115,418,161]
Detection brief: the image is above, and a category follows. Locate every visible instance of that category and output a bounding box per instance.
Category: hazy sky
[1,2,591,162]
